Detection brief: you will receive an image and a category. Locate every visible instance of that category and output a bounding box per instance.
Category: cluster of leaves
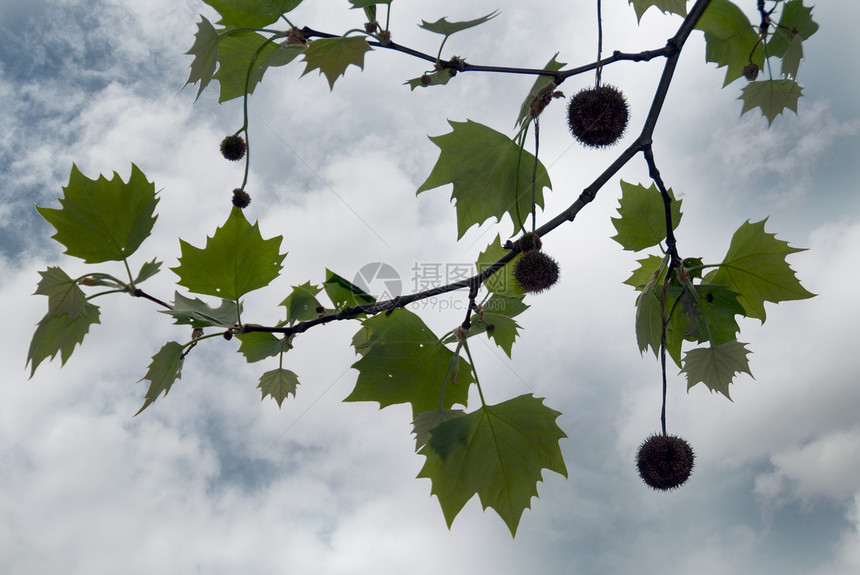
[29,0,817,536]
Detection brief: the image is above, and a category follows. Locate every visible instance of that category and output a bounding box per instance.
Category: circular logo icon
[354,262,402,301]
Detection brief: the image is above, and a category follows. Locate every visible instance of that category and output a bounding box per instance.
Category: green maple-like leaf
[767,0,819,58]
[628,0,688,23]
[27,303,100,377]
[301,36,371,90]
[611,181,682,252]
[405,69,455,90]
[418,121,551,239]
[442,294,528,358]
[184,16,219,100]
[634,273,665,358]
[514,54,566,129]
[673,284,745,347]
[412,408,466,451]
[780,35,803,79]
[172,207,286,301]
[708,219,814,321]
[695,0,763,86]
[34,267,87,320]
[161,292,240,328]
[280,281,323,324]
[624,254,666,290]
[681,340,753,399]
[739,79,803,125]
[419,11,499,37]
[476,235,524,298]
[133,258,162,285]
[417,393,567,536]
[324,269,375,312]
[235,332,292,363]
[214,31,303,103]
[36,164,158,263]
[136,342,184,415]
[258,368,300,407]
[203,0,303,28]
[346,308,474,418]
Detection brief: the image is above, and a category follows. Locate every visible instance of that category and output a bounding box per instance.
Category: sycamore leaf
[442,294,528,358]
[476,235,524,298]
[301,36,371,90]
[34,267,87,320]
[184,16,219,100]
[628,0,688,23]
[405,69,454,90]
[324,269,375,312]
[27,303,100,377]
[708,219,814,321]
[258,368,300,407]
[235,332,292,363]
[349,0,392,9]
[214,31,303,103]
[635,276,664,358]
[417,394,567,536]
[412,409,467,451]
[611,181,683,251]
[780,34,803,79]
[203,0,303,28]
[418,120,551,239]
[346,308,474,418]
[419,11,499,37]
[172,207,285,301]
[673,284,745,347]
[280,281,323,324]
[681,340,753,399]
[136,342,184,415]
[161,292,240,328]
[36,164,158,263]
[767,0,819,58]
[133,258,162,285]
[624,254,666,291]
[739,79,803,125]
[695,0,763,86]
[514,54,566,129]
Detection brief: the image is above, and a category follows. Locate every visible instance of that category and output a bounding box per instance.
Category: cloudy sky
[2,0,859,573]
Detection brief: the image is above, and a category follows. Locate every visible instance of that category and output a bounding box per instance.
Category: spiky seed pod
[517,232,542,252]
[636,434,695,491]
[220,135,246,161]
[232,188,251,209]
[513,250,559,294]
[567,85,629,148]
[742,63,759,81]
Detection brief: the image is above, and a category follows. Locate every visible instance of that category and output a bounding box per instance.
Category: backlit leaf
[417,120,551,239]
[301,36,371,90]
[623,254,666,290]
[476,235,524,298]
[739,79,803,125]
[214,31,303,103]
[36,164,158,263]
[235,332,292,363]
[417,394,567,536]
[133,258,162,285]
[681,340,753,399]
[412,408,466,451]
[27,303,100,377]
[767,0,818,58]
[172,207,286,301]
[280,281,323,324]
[258,368,300,407]
[34,267,86,320]
[136,342,184,415]
[611,181,682,252]
[628,0,688,23]
[419,11,499,37]
[514,54,566,129]
[161,292,240,328]
[203,0,303,28]
[405,69,454,90]
[184,16,219,100]
[695,0,763,86]
[324,269,375,312]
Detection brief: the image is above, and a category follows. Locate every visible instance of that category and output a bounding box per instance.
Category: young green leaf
[27,303,101,377]
[34,267,87,320]
[36,164,158,263]
[346,308,474,418]
[695,0,763,86]
[611,181,682,252]
[258,368,300,407]
[767,0,819,58]
[419,11,499,37]
[301,36,372,90]
[324,269,375,312]
[184,16,219,100]
[623,254,666,290]
[280,282,323,324]
[739,79,803,125]
[417,394,567,536]
[442,294,528,358]
[136,342,185,415]
[634,276,665,358]
[708,219,814,321]
[133,258,162,285]
[235,332,292,363]
[418,121,551,239]
[203,0,303,28]
[476,235,524,298]
[172,207,286,301]
[405,69,454,90]
[514,54,566,129]
[412,409,466,451]
[161,292,240,328]
[214,31,303,103]
[628,0,688,23]
[681,340,753,399]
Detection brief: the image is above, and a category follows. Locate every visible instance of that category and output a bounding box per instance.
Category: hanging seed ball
[517,232,542,252]
[636,434,695,491]
[567,85,629,148]
[742,63,760,81]
[220,134,247,161]
[513,250,559,294]
[232,188,251,209]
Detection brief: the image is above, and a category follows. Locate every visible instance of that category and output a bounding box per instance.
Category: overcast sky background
[2,0,860,573]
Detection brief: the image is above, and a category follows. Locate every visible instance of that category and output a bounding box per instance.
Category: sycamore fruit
[220,134,247,161]
[513,250,559,294]
[567,85,628,148]
[636,434,695,491]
